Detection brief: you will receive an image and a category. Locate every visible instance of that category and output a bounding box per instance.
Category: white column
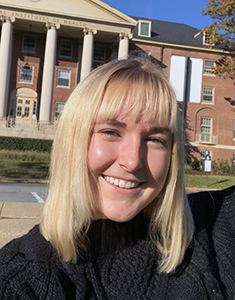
[39,24,58,122]
[0,18,13,118]
[80,29,96,81]
[76,41,83,83]
[118,34,129,60]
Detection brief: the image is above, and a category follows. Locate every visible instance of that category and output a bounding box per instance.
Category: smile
[103,176,141,189]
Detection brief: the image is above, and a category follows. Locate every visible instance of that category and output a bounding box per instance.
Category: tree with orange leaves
[202,0,235,78]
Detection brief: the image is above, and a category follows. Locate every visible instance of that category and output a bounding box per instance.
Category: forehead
[96,80,173,130]
[96,112,164,129]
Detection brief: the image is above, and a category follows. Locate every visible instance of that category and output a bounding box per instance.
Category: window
[54,102,65,120]
[203,32,210,45]
[33,101,37,116]
[10,98,14,116]
[17,106,22,116]
[19,64,33,83]
[203,31,215,46]
[204,59,215,75]
[200,117,214,144]
[200,150,211,167]
[201,117,212,135]
[59,40,72,58]
[93,46,105,62]
[202,87,214,104]
[24,107,30,117]
[57,70,70,87]
[138,20,151,37]
[138,51,150,60]
[200,150,211,161]
[23,35,36,53]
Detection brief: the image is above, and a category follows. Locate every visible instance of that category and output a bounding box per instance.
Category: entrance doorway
[9,88,38,124]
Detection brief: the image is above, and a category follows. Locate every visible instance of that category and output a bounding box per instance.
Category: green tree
[202,0,235,78]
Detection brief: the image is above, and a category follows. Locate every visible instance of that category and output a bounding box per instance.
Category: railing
[37,121,58,133]
[196,134,218,144]
[0,117,7,128]
[7,117,38,130]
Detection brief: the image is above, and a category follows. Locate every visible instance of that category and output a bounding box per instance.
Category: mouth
[103,175,142,189]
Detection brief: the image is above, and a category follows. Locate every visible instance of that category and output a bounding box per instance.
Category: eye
[146,136,169,148]
[100,129,120,137]
[148,137,165,144]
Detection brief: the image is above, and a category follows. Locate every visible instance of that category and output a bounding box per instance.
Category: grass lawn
[0,160,49,180]
[1,159,235,190]
[185,173,235,189]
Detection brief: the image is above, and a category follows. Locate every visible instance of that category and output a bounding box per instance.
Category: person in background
[0,57,234,299]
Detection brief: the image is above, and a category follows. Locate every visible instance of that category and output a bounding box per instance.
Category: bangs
[96,70,177,132]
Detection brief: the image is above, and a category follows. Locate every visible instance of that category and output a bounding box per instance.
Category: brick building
[131,17,235,163]
[0,0,234,162]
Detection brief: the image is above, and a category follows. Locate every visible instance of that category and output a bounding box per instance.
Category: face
[88,100,172,222]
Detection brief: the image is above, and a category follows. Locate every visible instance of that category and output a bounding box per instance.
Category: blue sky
[102,0,213,29]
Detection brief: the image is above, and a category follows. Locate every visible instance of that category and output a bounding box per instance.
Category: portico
[0,0,136,124]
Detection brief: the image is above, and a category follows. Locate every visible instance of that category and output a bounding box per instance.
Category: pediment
[0,0,136,27]
[15,87,38,98]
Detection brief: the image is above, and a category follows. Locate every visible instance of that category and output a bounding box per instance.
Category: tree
[202,0,235,78]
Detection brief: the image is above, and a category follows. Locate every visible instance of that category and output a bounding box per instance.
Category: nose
[118,138,144,172]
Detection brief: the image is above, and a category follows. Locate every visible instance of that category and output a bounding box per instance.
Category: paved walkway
[0,202,44,248]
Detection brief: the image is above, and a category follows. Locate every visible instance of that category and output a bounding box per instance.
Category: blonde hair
[40,58,194,273]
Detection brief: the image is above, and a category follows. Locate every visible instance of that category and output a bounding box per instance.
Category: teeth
[125,181,131,189]
[131,182,136,188]
[104,176,140,189]
[119,180,125,188]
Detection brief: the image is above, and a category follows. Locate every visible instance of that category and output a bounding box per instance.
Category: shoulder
[0,225,54,263]
[188,185,235,233]
[188,186,235,297]
[0,225,64,299]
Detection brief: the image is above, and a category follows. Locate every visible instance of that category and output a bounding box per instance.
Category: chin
[104,210,140,223]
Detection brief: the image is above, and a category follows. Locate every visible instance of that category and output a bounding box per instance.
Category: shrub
[0,150,50,163]
[189,157,235,175]
[212,160,219,173]
[189,157,200,171]
[0,136,53,153]
[212,158,235,175]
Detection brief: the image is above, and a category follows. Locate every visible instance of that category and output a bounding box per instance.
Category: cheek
[88,137,114,173]
[88,142,103,172]
[149,150,171,182]
[91,144,103,158]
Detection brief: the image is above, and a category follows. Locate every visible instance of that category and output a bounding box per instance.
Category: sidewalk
[0,177,49,184]
[0,177,215,249]
[0,202,44,248]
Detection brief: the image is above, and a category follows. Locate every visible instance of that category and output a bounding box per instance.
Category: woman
[0,58,234,299]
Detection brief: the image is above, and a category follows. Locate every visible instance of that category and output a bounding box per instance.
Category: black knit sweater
[1,186,235,299]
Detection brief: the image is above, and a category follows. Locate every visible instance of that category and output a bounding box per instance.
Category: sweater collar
[87,211,148,259]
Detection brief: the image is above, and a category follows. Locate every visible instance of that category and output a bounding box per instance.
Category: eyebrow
[148,126,171,135]
[96,119,127,128]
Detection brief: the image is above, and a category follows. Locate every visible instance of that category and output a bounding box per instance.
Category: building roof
[131,17,203,46]
[131,16,228,50]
